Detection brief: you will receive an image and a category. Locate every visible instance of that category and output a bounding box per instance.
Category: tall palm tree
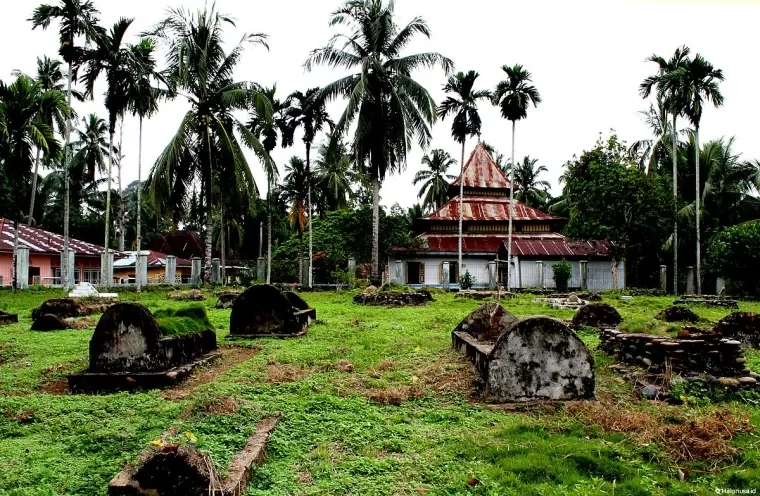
[248,85,287,283]
[314,134,354,213]
[661,54,724,294]
[146,5,274,284]
[283,88,334,288]
[511,156,550,208]
[70,113,109,182]
[640,45,691,294]
[30,0,102,290]
[493,64,541,290]
[414,149,456,212]
[629,96,673,174]
[82,17,139,281]
[281,156,309,236]
[126,38,163,292]
[12,57,75,226]
[305,0,453,282]
[437,70,491,274]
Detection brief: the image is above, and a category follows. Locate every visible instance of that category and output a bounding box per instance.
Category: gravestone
[215,290,242,309]
[453,302,517,342]
[713,312,760,348]
[0,311,19,327]
[655,306,701,323]
[572,302,623,329]
[31,313,71,331]
[229,284,314,338]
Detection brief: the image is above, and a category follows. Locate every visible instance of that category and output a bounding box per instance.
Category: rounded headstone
[655,306,701,323]
[454,302,517,342]
[89,303,164,373]
[31,313,71,331]
[488,316,595,401]
[572,302,623,329]
[230,284,300,336]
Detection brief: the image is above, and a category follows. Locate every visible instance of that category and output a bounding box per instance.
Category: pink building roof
[0,218,104,256]
[451,142,513,189]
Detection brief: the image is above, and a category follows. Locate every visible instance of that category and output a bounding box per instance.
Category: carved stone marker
[229,284,315,338]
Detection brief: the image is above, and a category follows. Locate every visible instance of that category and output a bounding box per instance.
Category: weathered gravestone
[713,312,760,348]
[0,311,18,327]
[452,305,595,402]
[228,284,315,339]
[214,290,242,309]
[284,291,317,323]
[30,313,71,331]
[68,303,217,392]
[32,297,112,320]
[655,306,701,323]
[572,302,623,329]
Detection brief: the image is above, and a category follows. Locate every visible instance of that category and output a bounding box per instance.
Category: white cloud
[2,0,757,210]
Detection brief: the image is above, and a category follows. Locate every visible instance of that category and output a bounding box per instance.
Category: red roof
[452,142,513,189]
[426,196,561,222]
[396,233,612,258]
[113,250,192,268]
[0,218,104,256]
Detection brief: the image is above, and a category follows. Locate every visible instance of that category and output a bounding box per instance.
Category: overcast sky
[2,0,758,210]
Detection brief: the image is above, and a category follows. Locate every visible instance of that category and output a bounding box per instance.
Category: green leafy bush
[552,259,572,292]
[459,270,474,290]
[153,305,214,336]
[706,222,760,296]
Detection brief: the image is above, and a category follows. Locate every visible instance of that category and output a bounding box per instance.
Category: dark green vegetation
[153,305,214,337]
[1,288,759,495]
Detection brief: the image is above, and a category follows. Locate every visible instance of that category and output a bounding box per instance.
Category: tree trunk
[672,114,678,295]
[611,258,619,290]
[118,115,125,252]
[204,129,213,285]
[507,120,516,291]
[695,127,701,295]
[12,219,19,293]
[28,148,41,226]
[266,180,272,284]
[136,117,143,293]
[306,143,313,288]
[62,62,73,291]
[458,139,465,283]
[104,128,114,283]
[220,201,226,286]
[371,175,380,283]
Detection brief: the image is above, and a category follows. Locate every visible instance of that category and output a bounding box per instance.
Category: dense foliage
[706,222,760,296]
[552,259,572,292]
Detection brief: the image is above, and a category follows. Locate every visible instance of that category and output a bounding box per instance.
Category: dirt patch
[567,401,754,463]
[364,385,424,405]
[297,470,314,486]
[333,359,355,373]
[65,316,96,330]
[38,379,69,395]
[202,396,240,415]
[4,408,35,424]
[162,346,259,400]
[265,363,310,384]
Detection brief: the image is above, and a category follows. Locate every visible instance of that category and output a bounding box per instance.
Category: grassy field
[0,288,759,495]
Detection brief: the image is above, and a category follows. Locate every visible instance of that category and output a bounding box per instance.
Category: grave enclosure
[228,284,316,339]
[68,302,218,392]
[452,303,595,402]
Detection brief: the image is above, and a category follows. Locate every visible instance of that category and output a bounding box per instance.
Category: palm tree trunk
[220,202,226,286]
[104,129,114,286]
[507,120,516,291]
[695,127,701,295]
[672,114,678,294]
[28,148,41,226]
[118,115,125,252]
[458,140,465,284]
[12,219,19,293]
[306,144,313,288]
[204,129,213,285]
[267,180,273,284]
[136,117,143,293]
[371,175,380,283]
[62,62,73,291]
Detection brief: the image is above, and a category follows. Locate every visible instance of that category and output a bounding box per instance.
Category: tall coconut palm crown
[305,0,453,281]
[414,149,456,213]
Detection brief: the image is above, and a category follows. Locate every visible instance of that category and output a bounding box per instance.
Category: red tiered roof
[452,142,513,189]
[426,196,561,222]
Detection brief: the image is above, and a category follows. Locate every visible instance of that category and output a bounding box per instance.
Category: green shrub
[153,305,214,336]
[706,221,760,297]
[552,259,572,292]
[459,270,474,290]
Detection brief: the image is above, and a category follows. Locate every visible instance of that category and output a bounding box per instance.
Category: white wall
[388,255,493,287]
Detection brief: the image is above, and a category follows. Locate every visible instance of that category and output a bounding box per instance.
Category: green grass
[0,288,759,495]
[153,304,215,336]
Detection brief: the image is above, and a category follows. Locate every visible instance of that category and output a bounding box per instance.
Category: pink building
[0,218,105,286]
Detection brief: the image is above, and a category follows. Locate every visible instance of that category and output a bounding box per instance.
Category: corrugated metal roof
[426,196,561,222]
[452,142,513,189]
[0,217,105,256]
[396,233,612,258]
[113,250,192,268]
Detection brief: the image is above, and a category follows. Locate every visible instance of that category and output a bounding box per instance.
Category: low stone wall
[598,329,750,378]
[713,312,760,348]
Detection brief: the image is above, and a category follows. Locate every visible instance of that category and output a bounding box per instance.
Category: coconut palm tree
[437,70,491,273]
[414,149,456,212]
[314,134,354,214]
[629,96,673,174]
[493,64,541,290]
[125,38,163,292]
[661,54,724,294]
[248,85,287,283]
[281,156,309,235]
[640,45,691,293]
[145,5,274,284]
[282,88,334,288]
[511,156,551,208]
[82,17,139,274]
[305,0,453,282]
[70,113,109,182]
[30,0,103,290]
[12,57,75,226]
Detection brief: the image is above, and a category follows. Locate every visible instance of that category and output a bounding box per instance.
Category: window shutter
[419,263,425,284]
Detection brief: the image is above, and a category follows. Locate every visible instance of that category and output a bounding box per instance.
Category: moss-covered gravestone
[229,284,315,339]
[571,302,623,329]
[68,303,218,392]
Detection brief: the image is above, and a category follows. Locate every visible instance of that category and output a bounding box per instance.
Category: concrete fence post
[16,246,29,289]
[685,266,695,295]
[716,277,726,295]
[137,251,148,286]
[579,260,588,291]
[660,265,668,293]
[488,261,497,290]
[211,258,221,284]
[442,262,450,290]
[190,257,202,285]
[165,256,177,285]
[536,261,545,288]
[257,257,265,281]
[100,250,112,288]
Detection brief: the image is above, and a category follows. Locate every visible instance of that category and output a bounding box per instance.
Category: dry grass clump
[333,359,355,373]
[414,357,476,396]
[364,385,424,405]
[568,401,754,463]
[265,363,309,384]
[202,396,240,415]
